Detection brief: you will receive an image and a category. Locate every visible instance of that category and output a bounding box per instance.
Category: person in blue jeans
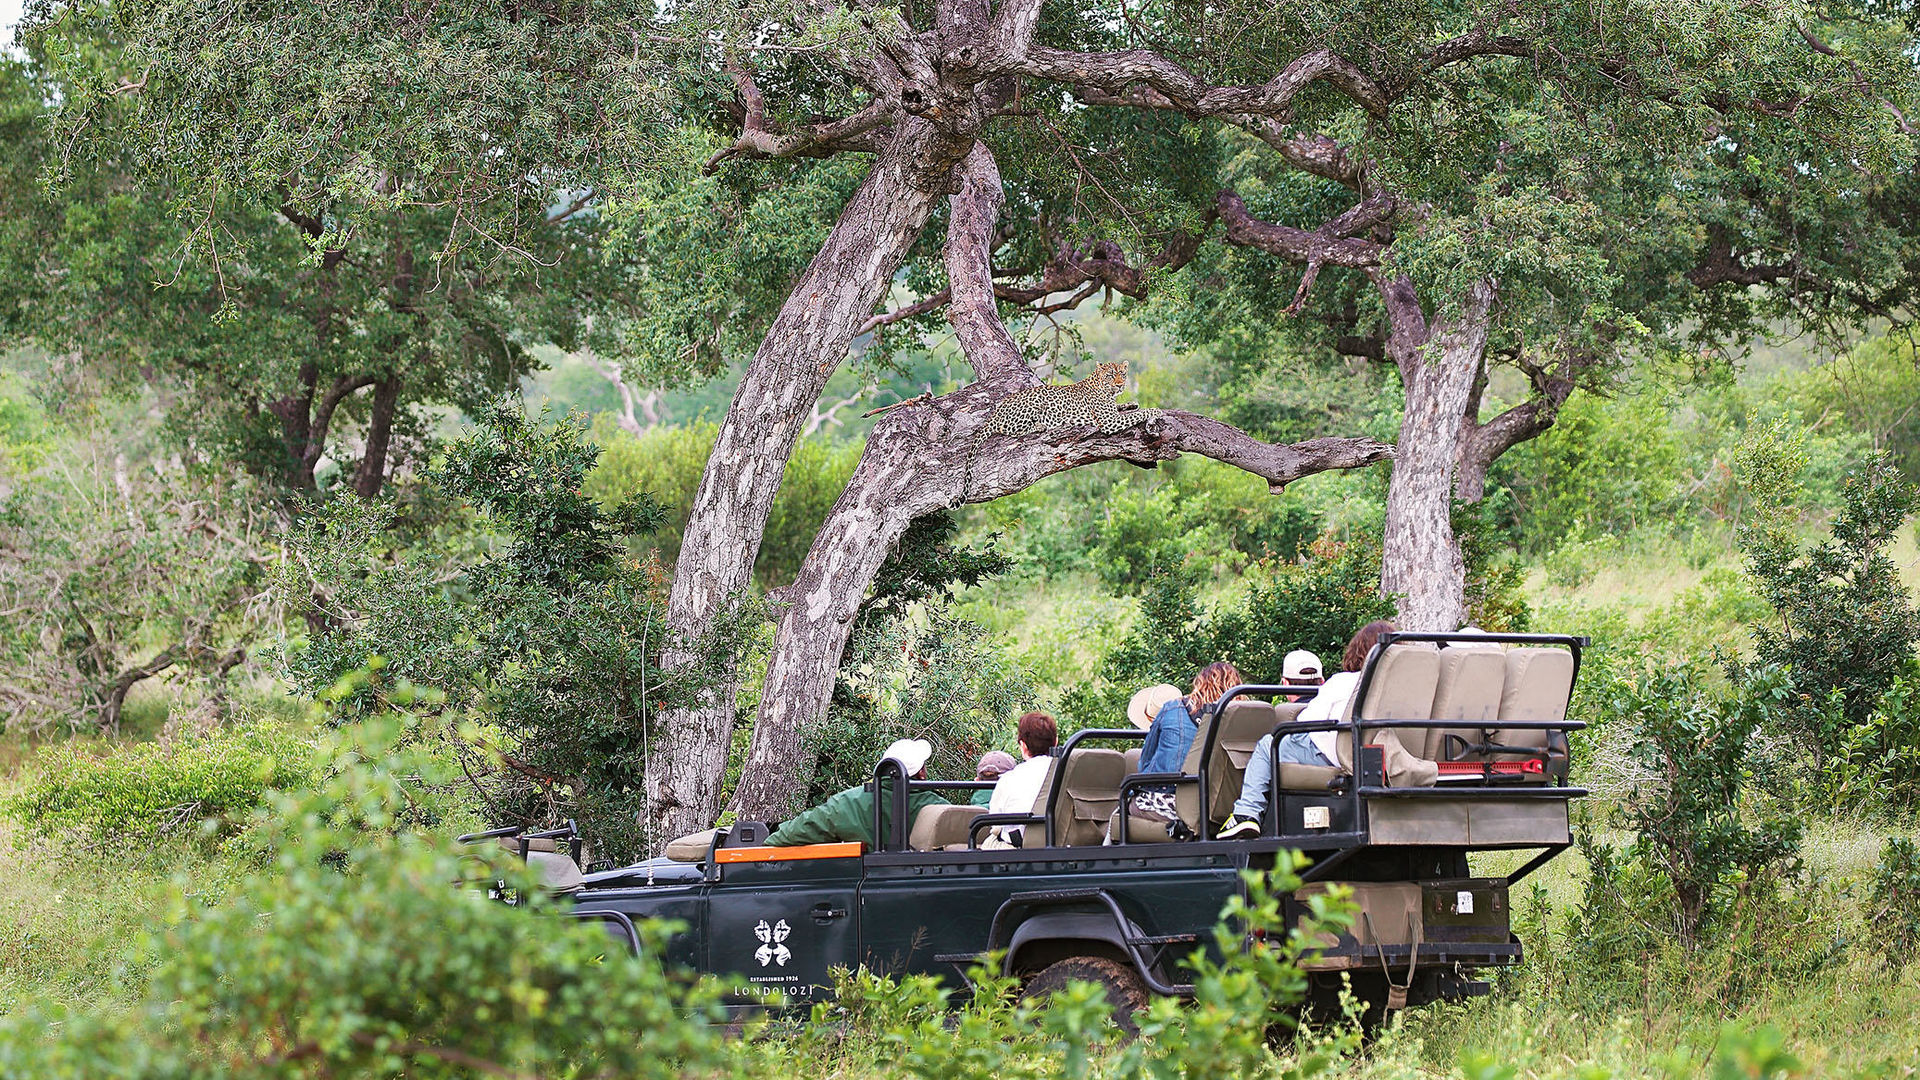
[1218,621,1396,839]
[1127,661,1245,830]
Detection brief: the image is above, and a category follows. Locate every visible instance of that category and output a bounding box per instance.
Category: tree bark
[353,374,402,499]
[1377,276,1495,631]
[645,118,975,842]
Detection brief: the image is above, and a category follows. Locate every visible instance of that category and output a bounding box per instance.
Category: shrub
[0,713,731,1080]
[1737,423,1920,763]
[1064,537,1397,729]
[284,403,743,865]
[1866,837,1920,973]
[4,720,313,848]
[1597,662,1804,946]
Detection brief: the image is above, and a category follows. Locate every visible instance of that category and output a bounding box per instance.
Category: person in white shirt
[1218,621,1396,838]
[986,711,1058,845]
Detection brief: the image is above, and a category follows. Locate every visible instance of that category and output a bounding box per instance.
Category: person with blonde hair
[1126,661,1245,831]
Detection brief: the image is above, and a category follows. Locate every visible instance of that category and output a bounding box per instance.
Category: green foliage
[1066,538,1397,729]
[0,709,730,1079]
[585,418,866,585]
[1866,837,1920,973]
[1737,424,1920,761]
[0,410,274,732]
[819,513,1029,801]
[284,403,734,864]
[3,720,312,848]
[1600,663,1805,947]
[1088,482,1242,593]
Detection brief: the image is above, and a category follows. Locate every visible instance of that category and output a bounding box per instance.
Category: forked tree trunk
[729,145,1396,820]
[646,119,975,841]
[1377,276,1495,632]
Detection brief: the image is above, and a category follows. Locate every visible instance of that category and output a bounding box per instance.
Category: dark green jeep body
[540,631,1588,1018]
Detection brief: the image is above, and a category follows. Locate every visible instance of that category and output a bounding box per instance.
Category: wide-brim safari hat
[1127,684,1183,730]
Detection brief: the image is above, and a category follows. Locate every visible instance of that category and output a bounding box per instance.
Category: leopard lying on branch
[983,362,1160,436]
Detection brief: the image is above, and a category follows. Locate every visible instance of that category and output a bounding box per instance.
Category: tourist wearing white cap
[765,738,949,848]
[1282,650,1324,702]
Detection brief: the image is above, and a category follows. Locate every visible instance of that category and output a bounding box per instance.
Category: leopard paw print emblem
[754,919,792,967]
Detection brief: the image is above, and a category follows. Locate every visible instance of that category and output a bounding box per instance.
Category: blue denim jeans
[1232,732,1335,820]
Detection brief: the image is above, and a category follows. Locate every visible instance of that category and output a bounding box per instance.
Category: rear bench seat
[1281,639,1577,791]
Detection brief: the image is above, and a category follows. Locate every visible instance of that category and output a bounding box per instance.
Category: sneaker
[1216,815,1261,840]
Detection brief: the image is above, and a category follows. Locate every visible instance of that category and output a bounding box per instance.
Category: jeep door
[705,849,863,1010]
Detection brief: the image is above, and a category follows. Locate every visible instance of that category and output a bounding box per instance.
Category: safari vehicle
[478,631,1588,1023]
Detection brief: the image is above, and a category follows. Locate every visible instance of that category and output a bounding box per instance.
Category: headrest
[664,828,717,863]
[1432,647,1507,723]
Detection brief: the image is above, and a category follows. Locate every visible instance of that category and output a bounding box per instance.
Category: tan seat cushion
[664,828,717,862]
[1338,643,1440,787]
[908,803,987,851]
[1048,748,1128,846]
[1277,762,1343,790]
[1106,808,1183,844]
[1496,647,1577,780]
[1427,645,1510,761]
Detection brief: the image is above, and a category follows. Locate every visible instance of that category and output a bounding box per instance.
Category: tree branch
[942,143,1034,384]
[704,66,899,173]
[994,44,1389,121]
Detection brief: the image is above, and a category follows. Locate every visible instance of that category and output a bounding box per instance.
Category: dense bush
[0,713,731,1080]
[4,720,313,847]
[1867,837,1920,973]
[1737,424,1920,766]
[284,404,742,865]
[1594,663,1804,947]
[1062,538,1397,729]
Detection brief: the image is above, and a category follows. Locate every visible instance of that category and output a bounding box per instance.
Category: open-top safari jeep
[479,630,1587,1024]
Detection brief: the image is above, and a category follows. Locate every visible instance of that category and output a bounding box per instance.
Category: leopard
[964,362,1162,496]
[982,361,1160,437]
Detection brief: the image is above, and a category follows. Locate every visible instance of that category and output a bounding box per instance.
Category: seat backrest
[1351,643,1441,723]
[1123,747,1142,773]
[1496,647,1576,754]
[908,803,988,851]
[1046,748,1129,846]
[1175,698,1276,826]
[1336,644,1441,786]
[1425,644,1509,761]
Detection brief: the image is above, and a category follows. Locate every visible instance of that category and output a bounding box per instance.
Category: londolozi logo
[753,919,792,967]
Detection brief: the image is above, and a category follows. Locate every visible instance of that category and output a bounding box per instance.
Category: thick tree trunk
[645,119,974,842]
[353,374,402,499]
[1378,277,1494,632]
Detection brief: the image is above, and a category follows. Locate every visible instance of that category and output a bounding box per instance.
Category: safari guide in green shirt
[765,739,950,848]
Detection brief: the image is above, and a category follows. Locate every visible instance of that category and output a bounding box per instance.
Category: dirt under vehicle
[475,631,1588,1023]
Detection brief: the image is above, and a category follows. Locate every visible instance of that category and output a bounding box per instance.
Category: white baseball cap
[1127,684,1183,729]
[1283,650,1323,680]
[881,738,933,775]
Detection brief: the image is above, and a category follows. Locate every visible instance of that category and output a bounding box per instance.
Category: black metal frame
[869,761,1003,852]
[458,820,583,865]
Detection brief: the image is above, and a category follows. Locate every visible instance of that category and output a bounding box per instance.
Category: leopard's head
[1091,361,1128,389]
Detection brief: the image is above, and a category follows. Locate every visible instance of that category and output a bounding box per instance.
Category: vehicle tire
[1020,955,1150,1035]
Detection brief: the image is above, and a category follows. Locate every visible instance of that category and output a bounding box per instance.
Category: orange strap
[714,841,864,863]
